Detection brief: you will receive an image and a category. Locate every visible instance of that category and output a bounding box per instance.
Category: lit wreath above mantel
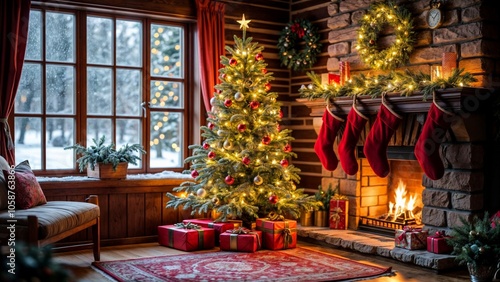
[357,1,414,70]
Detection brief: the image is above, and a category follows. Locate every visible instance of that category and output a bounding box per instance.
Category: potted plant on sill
[65,136,146,179]
[447,211,500,282]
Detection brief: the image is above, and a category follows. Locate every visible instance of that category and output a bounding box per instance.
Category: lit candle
[339,62,350,86]
[431,65,442,81]
[442,52,457,79]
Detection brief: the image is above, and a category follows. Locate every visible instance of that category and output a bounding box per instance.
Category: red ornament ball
[280,159,289,168]
[208,151,216,159]
[250,101,260,110]
[229,58,237,66]
[221,73,226,80]
[269,195,278,204]
[255,53,264,61]
[224,99,233,107]
[284,143,292,152]
[265,83,272,91]
[279,110,284,118]
[216,89,222,94]
[276,124,281,132]
[208,122,215,130]
[242,156,251,165]
[191,170,199,178]
[237,123,247,132]
[369,39,375,45]
[225,175,235,185]
[262,136,271,145]
[261,68,268,74]
[203,142,210,150]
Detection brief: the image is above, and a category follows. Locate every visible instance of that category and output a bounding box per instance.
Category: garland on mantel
[299,68,477,101]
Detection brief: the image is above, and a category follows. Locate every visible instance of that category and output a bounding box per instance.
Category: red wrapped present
[395,226,428,250]
[158,222,214,251]
[256,217,297,250]
[329,198,348,229]
[182,218,239,245]
[427,231,453,254]
[219,227,262,253]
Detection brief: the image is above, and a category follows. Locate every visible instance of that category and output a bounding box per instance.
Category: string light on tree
[166,15,321,226]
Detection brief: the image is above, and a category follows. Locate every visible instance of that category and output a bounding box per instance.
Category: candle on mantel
[431,65,442,81]
[339,61,350,86]
[442,52,457,79]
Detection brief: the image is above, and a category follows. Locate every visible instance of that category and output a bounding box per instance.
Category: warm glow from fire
[389,179,416,220]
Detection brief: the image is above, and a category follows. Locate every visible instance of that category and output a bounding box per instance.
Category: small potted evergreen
[65,136,146,179]
[313,184,334,227]
[447,212,500,282]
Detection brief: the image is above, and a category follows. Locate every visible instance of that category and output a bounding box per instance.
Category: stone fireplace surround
[298,87,498,234]
[296,87,499,271]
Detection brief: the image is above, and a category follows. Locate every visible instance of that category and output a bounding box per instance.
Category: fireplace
[299,87,499,234]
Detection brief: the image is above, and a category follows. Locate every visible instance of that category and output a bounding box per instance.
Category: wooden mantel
[296,87,492,117]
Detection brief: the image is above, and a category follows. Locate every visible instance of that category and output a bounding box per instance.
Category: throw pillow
[0,156,10,210]
[1,160,47,210]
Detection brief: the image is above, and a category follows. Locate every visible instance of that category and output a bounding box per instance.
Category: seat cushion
[0,201,99,239]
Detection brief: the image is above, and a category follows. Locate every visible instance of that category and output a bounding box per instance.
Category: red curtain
[0,0,31,164]
[196,0,225,113]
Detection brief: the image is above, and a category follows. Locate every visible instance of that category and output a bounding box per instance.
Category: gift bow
[282,227,293,248]
[434,230,446,237]
[332,194,348,200]
[268,212,285,221]
[330,206,342,228]
[174,222,200,229]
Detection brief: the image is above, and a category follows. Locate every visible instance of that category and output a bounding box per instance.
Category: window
[14,6,191,174]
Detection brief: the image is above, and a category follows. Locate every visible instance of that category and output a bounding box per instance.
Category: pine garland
[299,68,477,101]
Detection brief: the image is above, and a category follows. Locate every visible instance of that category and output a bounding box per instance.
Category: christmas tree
[166,15,320,225]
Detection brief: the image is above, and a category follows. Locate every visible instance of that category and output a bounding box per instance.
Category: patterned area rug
[92,247,392,281]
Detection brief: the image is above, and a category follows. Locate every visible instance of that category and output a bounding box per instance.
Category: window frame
[11,3,196,176]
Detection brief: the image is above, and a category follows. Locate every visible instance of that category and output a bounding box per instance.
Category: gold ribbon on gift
[330,206,342,229]
[282,225,292,249]
[226,227,261,251]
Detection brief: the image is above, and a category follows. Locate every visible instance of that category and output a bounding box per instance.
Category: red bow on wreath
[291,23,305,38]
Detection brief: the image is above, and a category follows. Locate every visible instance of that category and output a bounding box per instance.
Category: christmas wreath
[278,19,322,71]
[356,1,414,70]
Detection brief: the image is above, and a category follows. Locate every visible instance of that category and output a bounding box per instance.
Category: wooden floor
[54,241,471,281]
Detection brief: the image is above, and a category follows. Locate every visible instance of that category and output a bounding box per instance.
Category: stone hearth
[297,226,457,271]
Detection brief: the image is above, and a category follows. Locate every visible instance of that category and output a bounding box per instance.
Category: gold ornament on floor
[356,1,415,70]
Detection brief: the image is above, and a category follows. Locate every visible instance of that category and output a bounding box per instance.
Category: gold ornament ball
[254,175,263,185]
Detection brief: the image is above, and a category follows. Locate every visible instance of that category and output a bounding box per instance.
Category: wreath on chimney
[277,19,322,71]
[356,1,415,70]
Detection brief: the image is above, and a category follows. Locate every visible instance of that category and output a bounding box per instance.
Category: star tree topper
[237,14,251,38]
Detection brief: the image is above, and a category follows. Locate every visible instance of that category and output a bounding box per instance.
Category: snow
[37,170,192,182]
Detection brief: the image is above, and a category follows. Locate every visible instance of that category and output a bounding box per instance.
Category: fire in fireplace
[358,160,424,236]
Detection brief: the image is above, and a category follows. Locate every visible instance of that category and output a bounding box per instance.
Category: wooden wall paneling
[108,194,128,239]
[145,193,163,235]
[99,194,110,239]
[127,193,145,237]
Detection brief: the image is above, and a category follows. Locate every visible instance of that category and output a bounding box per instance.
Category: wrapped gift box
[182,218,239,245]
[158,223,214,251]
[219,228,262,253]
[427,232,453,254]
[329,198,348,229]
[255,218,297,250]
[395,227,428,250]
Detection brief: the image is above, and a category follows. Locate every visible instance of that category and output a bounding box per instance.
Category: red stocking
[314,107,345,171]
[414,102,453,180]
[339,106,368,175]
[363,103,402,178]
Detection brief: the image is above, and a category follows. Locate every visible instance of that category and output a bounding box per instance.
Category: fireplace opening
[357,158,424,236]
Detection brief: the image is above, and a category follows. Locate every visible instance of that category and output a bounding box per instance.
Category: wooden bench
[0,195,100,261]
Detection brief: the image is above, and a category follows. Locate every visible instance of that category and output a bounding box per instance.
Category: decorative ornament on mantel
[356,0,415,70]
[277,18,322,71]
